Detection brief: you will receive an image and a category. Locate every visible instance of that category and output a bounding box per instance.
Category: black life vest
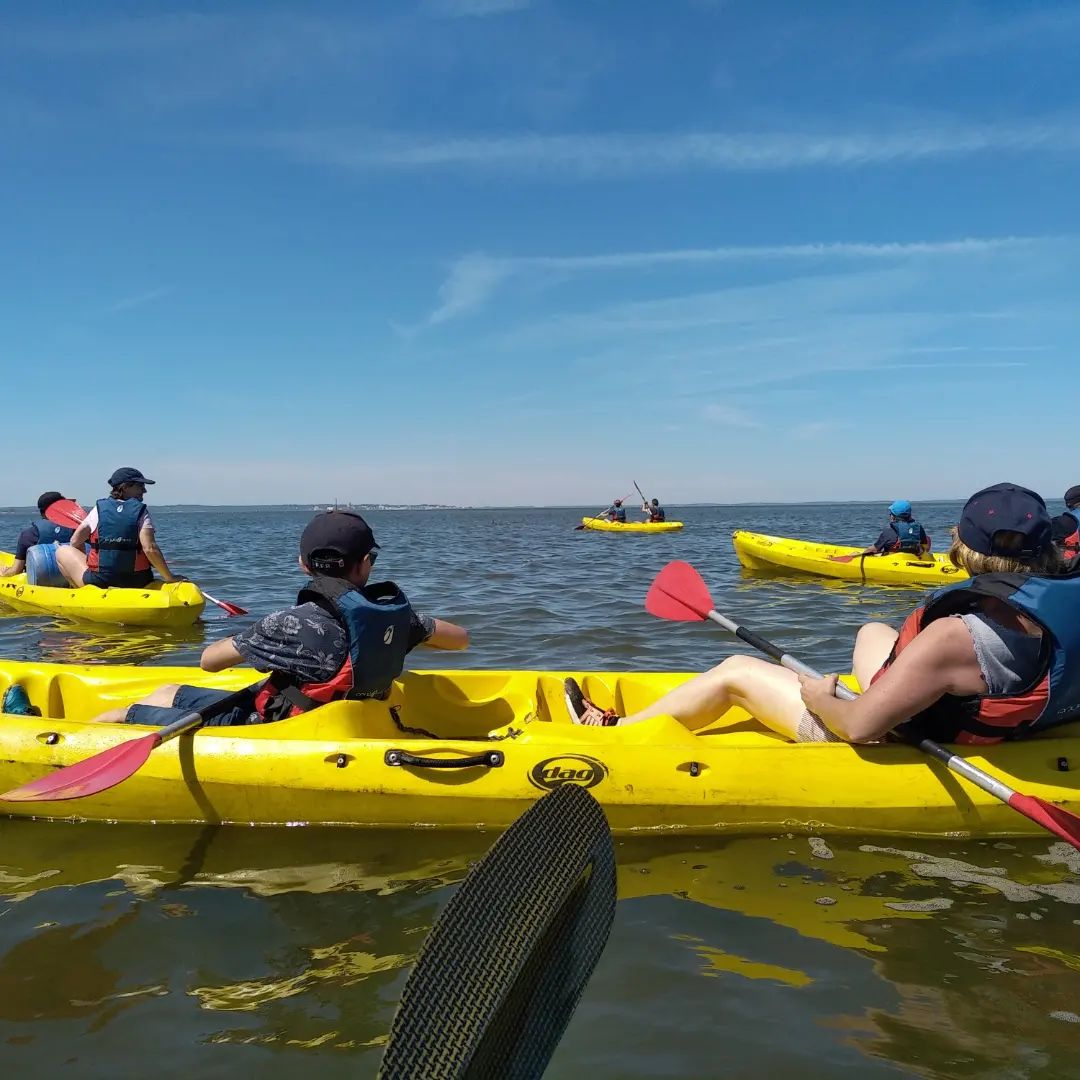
[253,576,414,722]
[873,571,1080,744]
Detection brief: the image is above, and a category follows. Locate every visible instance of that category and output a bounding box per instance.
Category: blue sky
[2,1,1078,506]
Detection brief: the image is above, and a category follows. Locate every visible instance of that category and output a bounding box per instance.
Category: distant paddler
[861,499,931,557]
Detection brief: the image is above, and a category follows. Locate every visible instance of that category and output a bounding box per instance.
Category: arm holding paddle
[138,522,183,584]
[796,618,988,743]
[422,618,469,650]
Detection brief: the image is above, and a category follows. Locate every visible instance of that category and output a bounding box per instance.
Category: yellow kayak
[732,531,969,588]
[582,517,684,533]
[0,551,205,627]
[1,660,1074,836]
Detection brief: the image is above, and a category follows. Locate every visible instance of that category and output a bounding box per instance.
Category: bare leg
[852,623,898,691]
[55,544,89,589]
[95,684,180,724]
[618,655,808,739]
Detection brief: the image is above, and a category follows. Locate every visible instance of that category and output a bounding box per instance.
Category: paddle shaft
[580,493,632,527]
[704,608,1017,803]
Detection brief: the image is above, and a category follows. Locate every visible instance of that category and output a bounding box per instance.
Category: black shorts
[83,568,155,589]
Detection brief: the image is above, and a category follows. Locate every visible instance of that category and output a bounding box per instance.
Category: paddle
[645,560,1080,853]
[198,590,248,617]
[379,784,615,1079]
[575,492,632,530]
[0,681,264,803]
[827,552,865,563]
[44,499,87,531]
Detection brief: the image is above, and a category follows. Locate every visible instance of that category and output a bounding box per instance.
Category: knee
[54,545,76,567]
[142,683,180,707]
[856,622,892,644]
[705,653,761,684]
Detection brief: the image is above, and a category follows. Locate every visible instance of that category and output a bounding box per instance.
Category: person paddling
[606,499,627,524]
[73,510,469,727]
[55,468,181,589]
[862,499,931,557]
[566,483,1074,746]
[0,492,84,579]
[1051,484,1080,561]
[642,498,666,523]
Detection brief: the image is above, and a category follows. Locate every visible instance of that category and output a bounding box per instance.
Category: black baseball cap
[1065,485,1080,509]
[37,491,65,514]
[300,510,378,572]
[958,483,1051,558]
[108,467,155,487]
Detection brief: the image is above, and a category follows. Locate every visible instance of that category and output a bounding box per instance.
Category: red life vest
[870,572,1080,745]
[1065,527,1080,558]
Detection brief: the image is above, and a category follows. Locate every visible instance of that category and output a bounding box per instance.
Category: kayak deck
[732,531,969,588]
[1,661,1076,836]
[0,551,205,626]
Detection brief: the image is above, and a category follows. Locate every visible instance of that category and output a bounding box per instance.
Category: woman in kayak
[55,467,183,589]
[566,484,1068,744]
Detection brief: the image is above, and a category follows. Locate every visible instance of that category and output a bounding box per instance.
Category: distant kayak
[581,518,684,534]
[732,530,969,588]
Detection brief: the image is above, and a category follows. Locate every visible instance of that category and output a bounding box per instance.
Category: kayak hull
[732,531,969,588]
[582,518,684,533]
[0,551,204,626]
[1,660,1075,836]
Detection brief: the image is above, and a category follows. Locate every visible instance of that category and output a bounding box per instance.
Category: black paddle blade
[378,785,616,1080]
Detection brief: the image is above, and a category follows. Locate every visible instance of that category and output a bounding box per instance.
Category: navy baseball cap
[958,483,1051,558]
[36,491,65,514]
[1065,485,1080,509]
[300,510,378,572]
[108,467,155,487]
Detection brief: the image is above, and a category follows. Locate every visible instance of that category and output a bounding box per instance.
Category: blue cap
[888,499,912,517]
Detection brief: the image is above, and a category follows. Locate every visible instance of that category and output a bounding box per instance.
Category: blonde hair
[948,528,1065,577]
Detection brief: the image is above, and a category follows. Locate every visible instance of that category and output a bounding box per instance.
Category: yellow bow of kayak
[732,531,969,588]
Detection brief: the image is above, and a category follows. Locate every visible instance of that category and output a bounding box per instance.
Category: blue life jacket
[890,517,924,554]
[254,576,415,721]
[612,506,626,523]
[87,498,150,576]
[880,570,1080,741]
[651,505,666,522]
[33,518,75,545]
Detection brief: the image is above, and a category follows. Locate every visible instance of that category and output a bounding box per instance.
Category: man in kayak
[642,498,666,523]
[1051,484,1080,561]
[862,499,931,557]
[0,492,84,578]
[54,467,183,589]
[566,483,1073,746]
[606,499,627,523]
[81,510,469,727]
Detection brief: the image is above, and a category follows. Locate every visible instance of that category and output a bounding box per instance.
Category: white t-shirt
[83,504,154,534]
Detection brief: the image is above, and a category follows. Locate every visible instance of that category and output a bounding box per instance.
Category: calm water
[1,503,1078,1078]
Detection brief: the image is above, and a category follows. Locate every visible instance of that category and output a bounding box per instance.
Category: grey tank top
[959,613,1043,695]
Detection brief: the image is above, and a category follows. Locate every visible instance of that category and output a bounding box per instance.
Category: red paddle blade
[645,560,714,621]
[1008,794,1080,853]
[0,732,160,803]
[44,500,87,530]
[201,591,248,617]
[828,553,860,563]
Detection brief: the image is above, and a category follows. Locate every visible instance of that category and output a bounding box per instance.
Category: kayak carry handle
[384,748,505,769]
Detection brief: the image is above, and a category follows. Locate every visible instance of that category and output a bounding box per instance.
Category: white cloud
[430,254,514,324]
[702,403,760,428]
[262,121,1080,177]
[425,235,1048,321]
[107,286,174,314]
[425,0,533,16]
